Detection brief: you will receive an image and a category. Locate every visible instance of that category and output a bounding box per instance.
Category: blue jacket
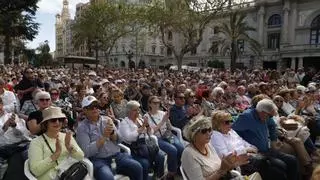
[232,108,278,152]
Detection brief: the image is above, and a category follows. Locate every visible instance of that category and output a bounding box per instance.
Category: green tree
[211,11,261,71]
[143,0,227,71]
[0,0,39,64]
[35,40,52,66]
[72,1,138,67]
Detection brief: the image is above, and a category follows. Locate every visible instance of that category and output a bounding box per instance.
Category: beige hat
[41,106,66,124]
[183,116,212,142]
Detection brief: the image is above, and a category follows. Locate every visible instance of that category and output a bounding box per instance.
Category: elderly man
[76,96,143,180]
[232,99,299,180]
[0,78,18,113]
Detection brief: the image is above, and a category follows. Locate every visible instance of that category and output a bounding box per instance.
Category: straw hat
[41,107,66,124]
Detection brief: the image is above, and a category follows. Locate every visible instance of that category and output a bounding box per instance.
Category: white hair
[126,100,140,115]
[211,87,224,97]
[35,91,51,102]
[256,99,278,113]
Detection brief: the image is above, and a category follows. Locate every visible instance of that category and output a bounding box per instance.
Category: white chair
[180,166,188,180]
[171,126,189,147]
[24,158,94,180]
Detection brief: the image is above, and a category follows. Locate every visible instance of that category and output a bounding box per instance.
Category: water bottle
[111,158,117,175]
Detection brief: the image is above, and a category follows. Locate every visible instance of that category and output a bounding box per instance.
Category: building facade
[56,0,320,70]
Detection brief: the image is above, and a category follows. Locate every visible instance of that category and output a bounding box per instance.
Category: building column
[289,2,297,44]
[290,57,296,69]
[258,6,265,46]
[298,57,304,68]
[282,0,290,44]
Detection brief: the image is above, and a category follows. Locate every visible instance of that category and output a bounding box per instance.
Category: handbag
[148,113,174,144]
[42,135,88,180]
[128,119,159,163]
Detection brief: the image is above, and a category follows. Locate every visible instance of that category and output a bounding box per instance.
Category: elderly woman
[28,107,84,180]
[110,89,128,120]
[144,96,184,179]
[19,88,42,120]
[181,116,250,180]
[27,91,52,135]
[119,100,165,180]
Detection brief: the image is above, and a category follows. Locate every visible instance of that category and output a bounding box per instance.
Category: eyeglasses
[151,101,160,104]
[49,118,65,123]
[39,99,50,102]
[224,120,233,125]
[86,104,99,110]
[200,128,212,134]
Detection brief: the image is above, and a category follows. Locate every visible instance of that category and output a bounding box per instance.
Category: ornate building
[56,0,320,70]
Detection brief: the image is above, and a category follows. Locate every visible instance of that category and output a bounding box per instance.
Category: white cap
[88,71,97,76]
[101,79,109,84]
[81,96,98,108]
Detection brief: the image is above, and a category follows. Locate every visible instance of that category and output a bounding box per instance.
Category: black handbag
[130,132,159,163]
[42,135,88,180]
[59,161,88,180]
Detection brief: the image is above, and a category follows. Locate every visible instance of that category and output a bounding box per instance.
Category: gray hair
[126,100,140,115]
[211,87,224,97]
[256,99,278,113]
[35,91,51,103]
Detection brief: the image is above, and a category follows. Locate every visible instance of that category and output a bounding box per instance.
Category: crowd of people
[0,63,319,180]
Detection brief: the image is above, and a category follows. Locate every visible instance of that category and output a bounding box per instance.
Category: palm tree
[212,11,261,72]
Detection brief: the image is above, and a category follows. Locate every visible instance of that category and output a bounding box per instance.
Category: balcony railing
[282,44,320,51]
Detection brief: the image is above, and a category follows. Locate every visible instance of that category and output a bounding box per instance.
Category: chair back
[180,166,188,180]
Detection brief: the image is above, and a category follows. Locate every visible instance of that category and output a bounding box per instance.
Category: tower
[61,0,71,22]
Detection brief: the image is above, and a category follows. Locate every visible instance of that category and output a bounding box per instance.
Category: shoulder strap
[42,134,58,165]
[148,113,163,137]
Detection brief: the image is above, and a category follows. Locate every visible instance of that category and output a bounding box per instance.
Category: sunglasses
[274,99,283,103]
[49,118,65,123]
[151,101,160,104]
[224,120,233,125]
[39,99,50,102]
[200,128,212,134]
[50,92,59,96]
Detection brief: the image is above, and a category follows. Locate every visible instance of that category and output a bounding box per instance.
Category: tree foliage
[72,1,139,65]
[142,0,228,71]
[211,11,261,71]
[35,40,53,67]
[0,0,39,64]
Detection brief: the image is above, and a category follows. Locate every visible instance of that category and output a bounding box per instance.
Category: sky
[26,0,89,52]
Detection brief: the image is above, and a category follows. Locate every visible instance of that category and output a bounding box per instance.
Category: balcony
[280,44,320,57]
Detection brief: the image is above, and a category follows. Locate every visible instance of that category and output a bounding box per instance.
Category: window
[160,47,164,55]
[167,48,172,56]
[267,33,280,49]
[191,48,197,55]
[152,45,156,54]
[310,15,320,44]
[168,31,173,41]
[268,14,282,27]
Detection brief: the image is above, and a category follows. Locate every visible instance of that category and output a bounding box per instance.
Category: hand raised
[220,153,236,173]
[55,136,62,154]
[65,131,73,151]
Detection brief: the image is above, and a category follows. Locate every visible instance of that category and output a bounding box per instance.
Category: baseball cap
[82,96,98,108]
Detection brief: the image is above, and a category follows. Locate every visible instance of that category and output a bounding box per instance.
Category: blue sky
[26,0,89,52]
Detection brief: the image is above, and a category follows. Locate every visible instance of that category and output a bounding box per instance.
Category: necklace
[194,144,208,156]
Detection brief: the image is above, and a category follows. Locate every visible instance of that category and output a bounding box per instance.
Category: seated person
[170,92,195,129]
[211,111,291,179]
[110,89,128,120]
[0,78,18,113]
[76,96,143,180]
[28,107,84,180]
[119,100,165,180]
[181,116,252,180]
[144,96,184,179]
[27,91,52,135]
[19,89,41,120]
[232,99,300,180]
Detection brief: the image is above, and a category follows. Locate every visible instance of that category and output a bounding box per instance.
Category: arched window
[310,15,320,44]
[268,14,282,27]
